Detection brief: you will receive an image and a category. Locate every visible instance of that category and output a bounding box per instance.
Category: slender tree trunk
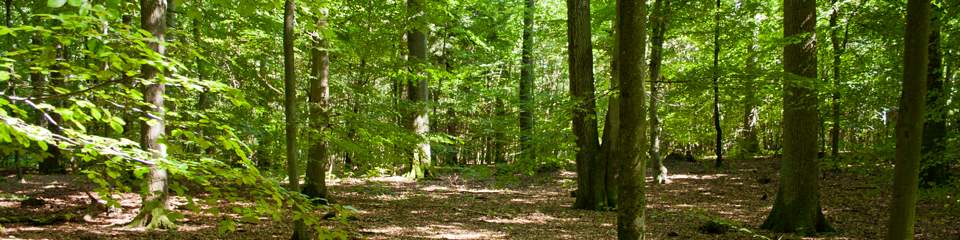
[407,0,432,179]
[128,0,175,230]
[712,0,724,167]
[829,0,842,161]
[282,1,307,239]
[648,0,670,184]
[762,0,832,233]
[615,0,648,237]
[886,0,929,238]
[920,3,947,187]
[567,0,604,210]
[519,0,536,163]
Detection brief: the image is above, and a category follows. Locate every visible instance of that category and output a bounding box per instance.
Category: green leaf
[67,0,83,7]
[0,72,9,81]
[47,0,67,8]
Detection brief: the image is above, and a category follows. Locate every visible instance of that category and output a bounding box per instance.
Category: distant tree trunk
[305,12,330,203]
[615,0,648,237]
[39,41,65,174]
[711,0,723,167]
[886,0,929,238]
[128,0,175,230]
[761,0,832,233]
[738,8,760,158]
[281,1,307,239]
[829,0,842,162]
[407,0,432,179]
[519,0,536,163]
[920,3,947,187]
[567,0,604,210]
[599,17,620,208]
[648,0,670,184]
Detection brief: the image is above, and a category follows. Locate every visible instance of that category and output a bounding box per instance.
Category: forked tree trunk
[599,19,620,208]
[761,0,832,233]
[128,0,175,230]
[615,0,648,238]
[567,0,604,210]
[886,0,930,239]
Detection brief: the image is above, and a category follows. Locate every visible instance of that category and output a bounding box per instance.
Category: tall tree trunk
[739,8,760,158]
[407,0,432,179]
[712,0,724,167]
[519,0,536,163]
[920,3,946,187]
[649,0,670,184]
[829,0,842,162]
[305,13,330,203]
[39,40,65,174]
[886,0,929,238]
[567,0,604,210]
[281,1,307,239]
[599,15,620,208]
[615,0,648,237]
[761,0,832,233]
[128,0,175,230]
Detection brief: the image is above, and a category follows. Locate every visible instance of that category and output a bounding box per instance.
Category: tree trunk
[305,13,330,203]
[886,0,929,238]
[281,1,307,239]
[739,8,760,158]
[649,0,670,184]
[761,0,832,233]
[567,0,604,210]
[128,0,175,230]
[829,0,842,162]
[599,15,620,209]
[407,0,432,179]
[615,0,648,238]
[712,0,723,167]
[920,3,947,187]
[519,0,536,163]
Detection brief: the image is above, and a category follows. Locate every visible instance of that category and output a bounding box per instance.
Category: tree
[407,0,432,179]
[761,0,832,233]
[567,0,604,210]
[519,0,535,163]
[599,13,621,208]
[649,0,670,184]
[920,2,947,187]
[305,10,330,203]
[738,1,761,158]
[281,0,307,239]
[615,0,648,238]
[128,0,175,230]
[886,0,930,238]
[711,0,723,167]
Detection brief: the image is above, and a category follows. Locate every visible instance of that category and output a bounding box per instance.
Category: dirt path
[2,158,957,239]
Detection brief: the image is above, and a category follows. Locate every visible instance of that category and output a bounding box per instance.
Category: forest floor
[1,157,958,240]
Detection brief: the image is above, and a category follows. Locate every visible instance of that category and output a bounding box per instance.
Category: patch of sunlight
[670,174,729,180]
[366,226,405,234]
[421,185,451,192]
[509,198,535,204]
[456,188,514,194]
[370,176,415,183]
[418,224,506,239]
[372,194,409,201]
[479,211,571,225]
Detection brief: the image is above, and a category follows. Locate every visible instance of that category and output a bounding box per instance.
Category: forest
[0,0,957,239]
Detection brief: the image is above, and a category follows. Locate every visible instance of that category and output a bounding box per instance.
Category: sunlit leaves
[47,0,67,8]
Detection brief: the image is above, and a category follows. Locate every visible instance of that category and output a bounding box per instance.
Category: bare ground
[1,157,957,239]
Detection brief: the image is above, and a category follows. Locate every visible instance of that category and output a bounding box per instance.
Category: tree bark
[567,0,604,210]
[739,7,760,158]
[407,0,432,179]
[281,1,307,239]
[519,0,536,163]
[829,0,842,162]
[920,3,946,187]
[712,0,723,167]
[649,0,670,184]
[305,12,330,203]
[599,14,620,208]
[128,0,175,230]
[761,0,832,233]
[615,0,648,238]
[886,0,929,238]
